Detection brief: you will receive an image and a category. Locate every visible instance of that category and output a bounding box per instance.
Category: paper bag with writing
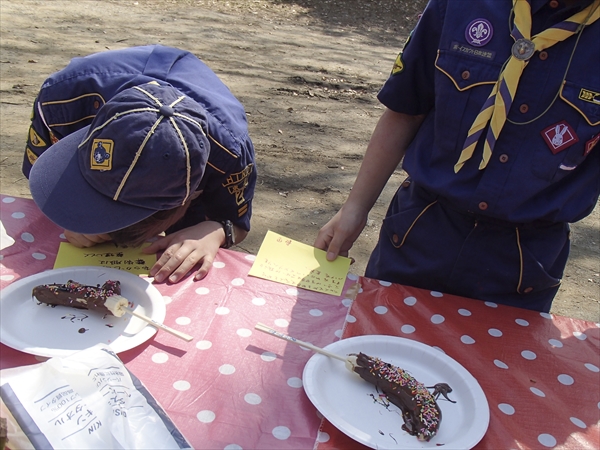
[0,345,190,449]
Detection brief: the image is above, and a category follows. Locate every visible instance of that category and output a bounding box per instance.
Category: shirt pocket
[433,50,501,157]
[531,79,600,182]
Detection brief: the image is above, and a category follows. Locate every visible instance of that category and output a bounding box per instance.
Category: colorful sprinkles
[354,353,442,441]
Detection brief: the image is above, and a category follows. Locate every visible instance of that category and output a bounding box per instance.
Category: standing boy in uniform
[315,0,599,312]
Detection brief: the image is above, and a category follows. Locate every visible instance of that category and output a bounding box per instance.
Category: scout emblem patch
[90,139,113,170]
[465,18,493,47]
[541,121,579,154]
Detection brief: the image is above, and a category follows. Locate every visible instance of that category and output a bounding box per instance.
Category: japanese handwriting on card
[53,242,156,275]
[248,230,351,296]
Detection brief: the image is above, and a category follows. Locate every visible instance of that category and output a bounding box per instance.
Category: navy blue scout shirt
[23,44,256,233]
[379,0,599,225]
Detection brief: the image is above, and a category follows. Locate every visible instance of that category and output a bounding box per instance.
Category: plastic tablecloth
[1,194,599,449]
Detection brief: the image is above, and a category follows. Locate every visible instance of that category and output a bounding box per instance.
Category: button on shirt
[378,0,600,224]
[23,45,256,232]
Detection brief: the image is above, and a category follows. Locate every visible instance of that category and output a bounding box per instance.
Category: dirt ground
[1,0,598,322]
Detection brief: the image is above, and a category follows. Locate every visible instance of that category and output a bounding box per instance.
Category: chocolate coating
[32,280,121,316]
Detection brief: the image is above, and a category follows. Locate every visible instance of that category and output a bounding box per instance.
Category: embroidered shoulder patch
[90,139,113,170]
[223,163,253,207]
[26,147,38,166]
[584,133,599,156]
[29,127,47,147]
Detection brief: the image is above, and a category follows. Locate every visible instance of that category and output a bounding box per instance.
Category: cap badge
[541,121,579,154]
[90,139,114,170]
[465,19,493,47]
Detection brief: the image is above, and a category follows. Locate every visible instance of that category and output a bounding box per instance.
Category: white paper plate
[0,266,165,358]
[303,335,489,449]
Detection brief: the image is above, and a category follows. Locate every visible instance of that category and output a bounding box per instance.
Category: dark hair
[108,201,192,247]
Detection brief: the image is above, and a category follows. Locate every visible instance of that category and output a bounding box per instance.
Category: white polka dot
[538,433,557,447]
[173,380,191,391]
[197,410,215,423]
[540,312,552,319]
[432,346,445,354]
[152,353,169,363]
[216,307,230,315]
[298,345,310,351]
[272,426,291,440]
[498,403,515,415]
[195,287,210,295]
[285,288,298,296]
[309,309,323,317]
[515,318,529,326]
[494,360,508,369]
[237,328,252,337]
[196,340,212,350]
[11,212,25,219]
[334,329,343,338]
[245,254,256,262]
[573,331,587,341]
[59,233,66,239]
[431,314,445,324]
[346,314,356,323]
[219,364,236,375]
[0,274,15,282]
[231,278,244,286]
[488,328,502,337]
[244,393,262,405]
[341,298,352,307]
[274,318,289,327]
[32,253,46,260]
[548,338,563,348]
[163,296,172,304]
[317,431,330,443]
[584,363,599,372]
[558,374,574,385]
[287,377,303,388]
[521,350,537,360]
[461,335,476,344]
[213,261,225,269]
[224,445,242,450]
[458,308,471,316]
[530,387,545,397]
[374,306,388,314]
[261,352,276,362]
[430,291,443,297]
[404,296,417,306]
[378,280,391,287]
[401,324,415,334]
[252,297,266,306]
[570,417,586,428]
[20,232,34,242]
[484,302,498,308]
[176,316,191,325]
[347,273,359,281]
[2,197,15,203]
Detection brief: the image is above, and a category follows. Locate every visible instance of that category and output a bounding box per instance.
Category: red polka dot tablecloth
[315,278,600,450]
[0,195,354,449]
[2,194,599,450]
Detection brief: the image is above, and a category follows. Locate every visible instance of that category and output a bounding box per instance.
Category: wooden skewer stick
[127,308,194,342]
[254,322,356,371]
[105,295,193,342]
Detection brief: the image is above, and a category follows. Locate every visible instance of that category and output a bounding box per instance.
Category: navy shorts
[365,181,570,312]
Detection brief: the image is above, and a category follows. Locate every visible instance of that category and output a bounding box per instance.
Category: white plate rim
[303,334,490,449]
[0,266,165,357]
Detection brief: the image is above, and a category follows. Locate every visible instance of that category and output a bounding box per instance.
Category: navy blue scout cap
[29,83,210,234]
